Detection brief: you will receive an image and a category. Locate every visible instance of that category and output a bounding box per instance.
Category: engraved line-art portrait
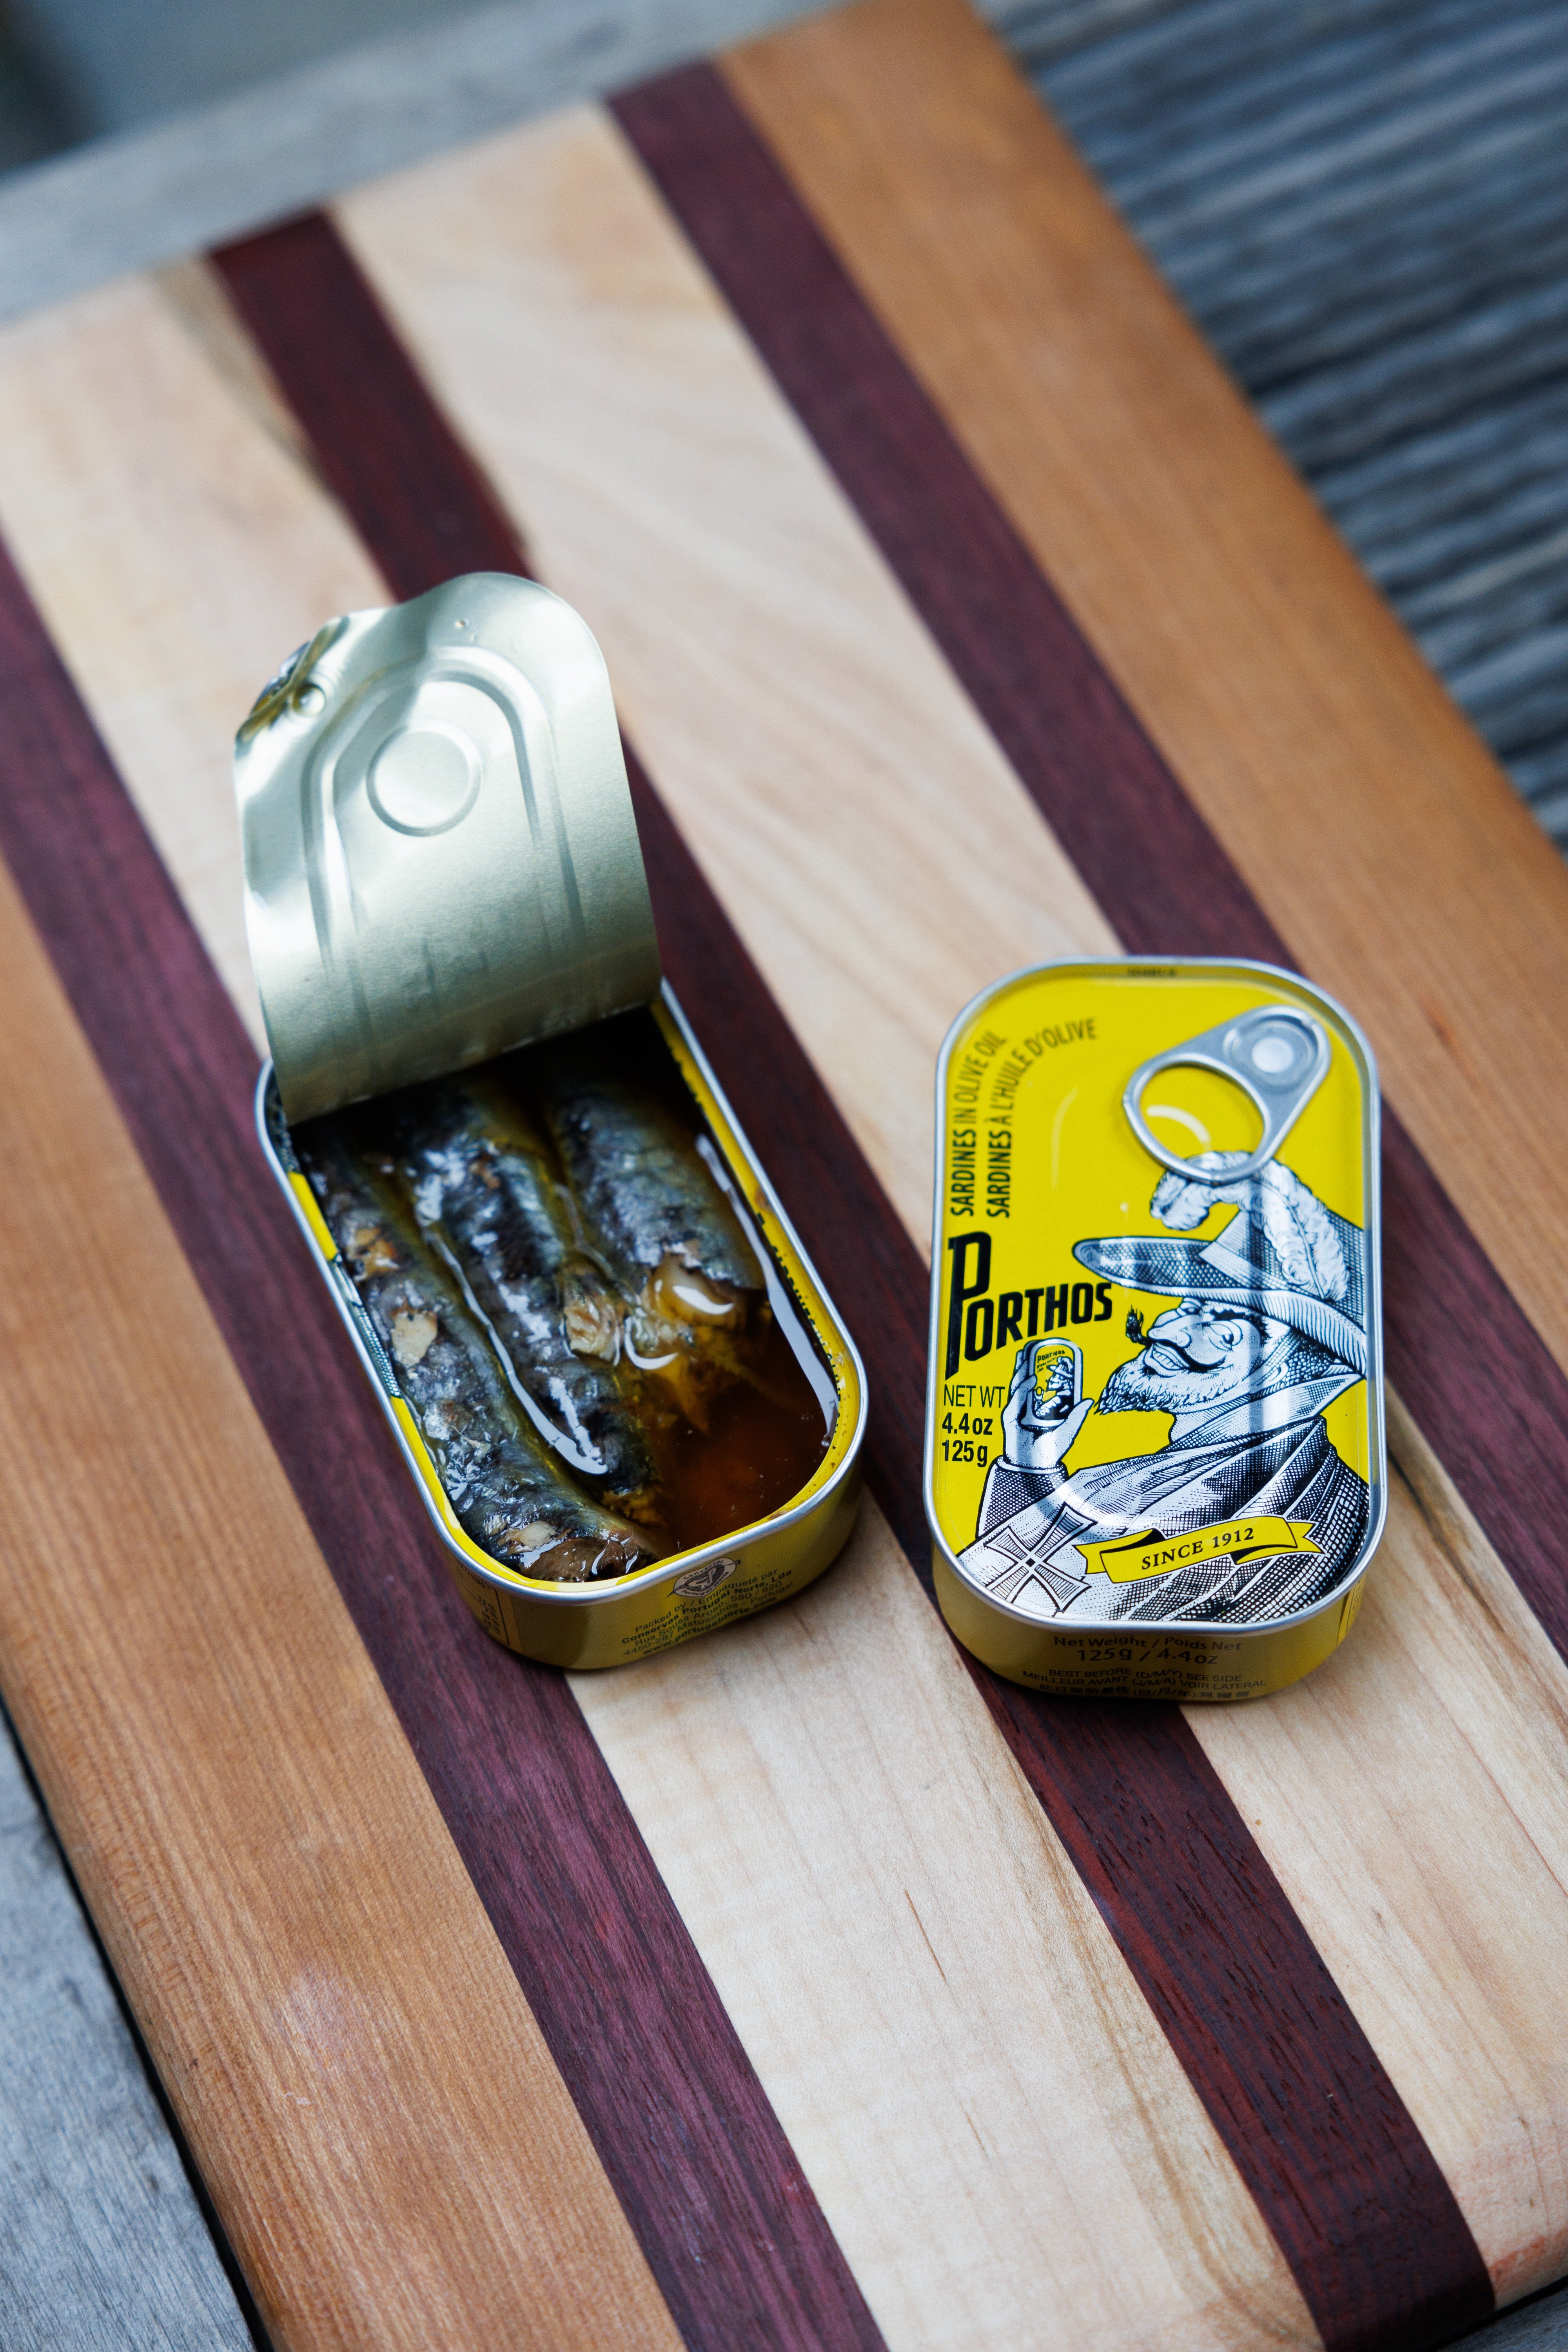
[959,1147,1371,1627]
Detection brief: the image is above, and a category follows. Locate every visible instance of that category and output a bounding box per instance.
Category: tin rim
[922,956,1387,1642]
[260,982,869,1613]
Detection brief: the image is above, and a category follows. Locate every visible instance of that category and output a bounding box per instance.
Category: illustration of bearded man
[961,1151,1370,1626]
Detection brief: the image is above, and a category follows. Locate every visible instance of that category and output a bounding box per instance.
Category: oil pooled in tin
[297,1009,831,1578]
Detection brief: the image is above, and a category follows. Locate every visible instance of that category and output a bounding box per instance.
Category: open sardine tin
[238,574,864,1670]
[926,961,1385,1701]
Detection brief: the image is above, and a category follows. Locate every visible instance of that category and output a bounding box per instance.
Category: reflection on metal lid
[235,573,660,1124]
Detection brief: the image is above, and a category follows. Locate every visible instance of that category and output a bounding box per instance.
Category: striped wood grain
[332,92,1568,2311]
[0,254,1326,2349]
[631,33,1568,2303]
[229,201,1491,2351]
[0,668,681,2350]
[720,0,1568,1398]
[0,278,887,2352]
[3,64,1561,2343]
[597,56,1568,2307]
[1201,1412,1568,2312]
[612,54,1568,1679]
[152,228,1344,2347]
[224,166,1492,2352]
[572,1497,1321,2352]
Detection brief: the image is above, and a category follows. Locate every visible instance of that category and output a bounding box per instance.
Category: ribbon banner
[1076,1517,1321,1584]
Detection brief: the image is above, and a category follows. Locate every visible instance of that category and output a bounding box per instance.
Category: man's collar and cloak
[961,1153,1372,1628]
[965,1404,1368,1626]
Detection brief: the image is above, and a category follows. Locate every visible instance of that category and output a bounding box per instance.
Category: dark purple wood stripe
[218,204,1490,2352]
[613,59,1568,1679]
[216,213,526,600]
[0,427,882,2352]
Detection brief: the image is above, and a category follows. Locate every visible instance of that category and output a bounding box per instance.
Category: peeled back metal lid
[235,574,660,1125]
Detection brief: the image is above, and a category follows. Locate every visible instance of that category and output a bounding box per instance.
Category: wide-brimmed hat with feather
[1073,1154,1367,1377]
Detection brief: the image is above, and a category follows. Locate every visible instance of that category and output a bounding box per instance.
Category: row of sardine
[296,1042,766,1581]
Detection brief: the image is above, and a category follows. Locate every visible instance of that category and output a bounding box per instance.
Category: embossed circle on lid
[1246,1019,1310,1078]
[368,722,481,836]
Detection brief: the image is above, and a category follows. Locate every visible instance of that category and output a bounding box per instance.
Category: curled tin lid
[235,574,660,1124]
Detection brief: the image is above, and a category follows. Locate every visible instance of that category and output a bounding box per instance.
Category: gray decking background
[1004,0,1568,846]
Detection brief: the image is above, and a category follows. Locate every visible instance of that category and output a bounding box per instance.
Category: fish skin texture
[393,1080,659,1512]
[537,1053,764,1429]
[538,1056,756,1293]
[296,1119,653,1583]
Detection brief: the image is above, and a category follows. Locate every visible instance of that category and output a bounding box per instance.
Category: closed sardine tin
[239,575,866,1669]
[924,960,1385,1702]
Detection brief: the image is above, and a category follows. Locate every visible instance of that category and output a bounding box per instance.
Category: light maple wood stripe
[0,267,1316,2349]
[339,101,1114,1250]
[0,266,381,1053]
[581,1496,1314,2350]
[722,0,1568,1392]
[330,105,1568,2303]
[0,857,678,2351]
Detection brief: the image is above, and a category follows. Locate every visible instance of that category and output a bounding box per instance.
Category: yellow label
[1076,1515,1320,1583]
[929,961,1382,1653]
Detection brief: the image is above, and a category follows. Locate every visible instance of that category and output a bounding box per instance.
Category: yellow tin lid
[235,573,659,1123]
[924,959,1386,1693]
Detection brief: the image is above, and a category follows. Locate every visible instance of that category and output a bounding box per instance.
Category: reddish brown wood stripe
[223,190,1490,2352]
[0,412,883,2352]
[607,66,1497,2352]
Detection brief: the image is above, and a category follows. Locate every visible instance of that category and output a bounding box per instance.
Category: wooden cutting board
[0,3,1564,2345]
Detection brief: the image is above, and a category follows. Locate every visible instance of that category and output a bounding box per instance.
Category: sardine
[390,1079,662,1525]
[536,1052,763,1427]
[296,1119,655,1582]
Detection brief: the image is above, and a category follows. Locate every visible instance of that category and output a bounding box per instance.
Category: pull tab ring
[1123,1004,1331,1182]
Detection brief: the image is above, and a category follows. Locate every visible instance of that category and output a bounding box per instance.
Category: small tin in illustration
[925,960,1384,1701]
[238,573,864,1669]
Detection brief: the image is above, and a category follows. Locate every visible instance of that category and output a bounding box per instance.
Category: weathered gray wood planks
[0,1715,255,2349]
